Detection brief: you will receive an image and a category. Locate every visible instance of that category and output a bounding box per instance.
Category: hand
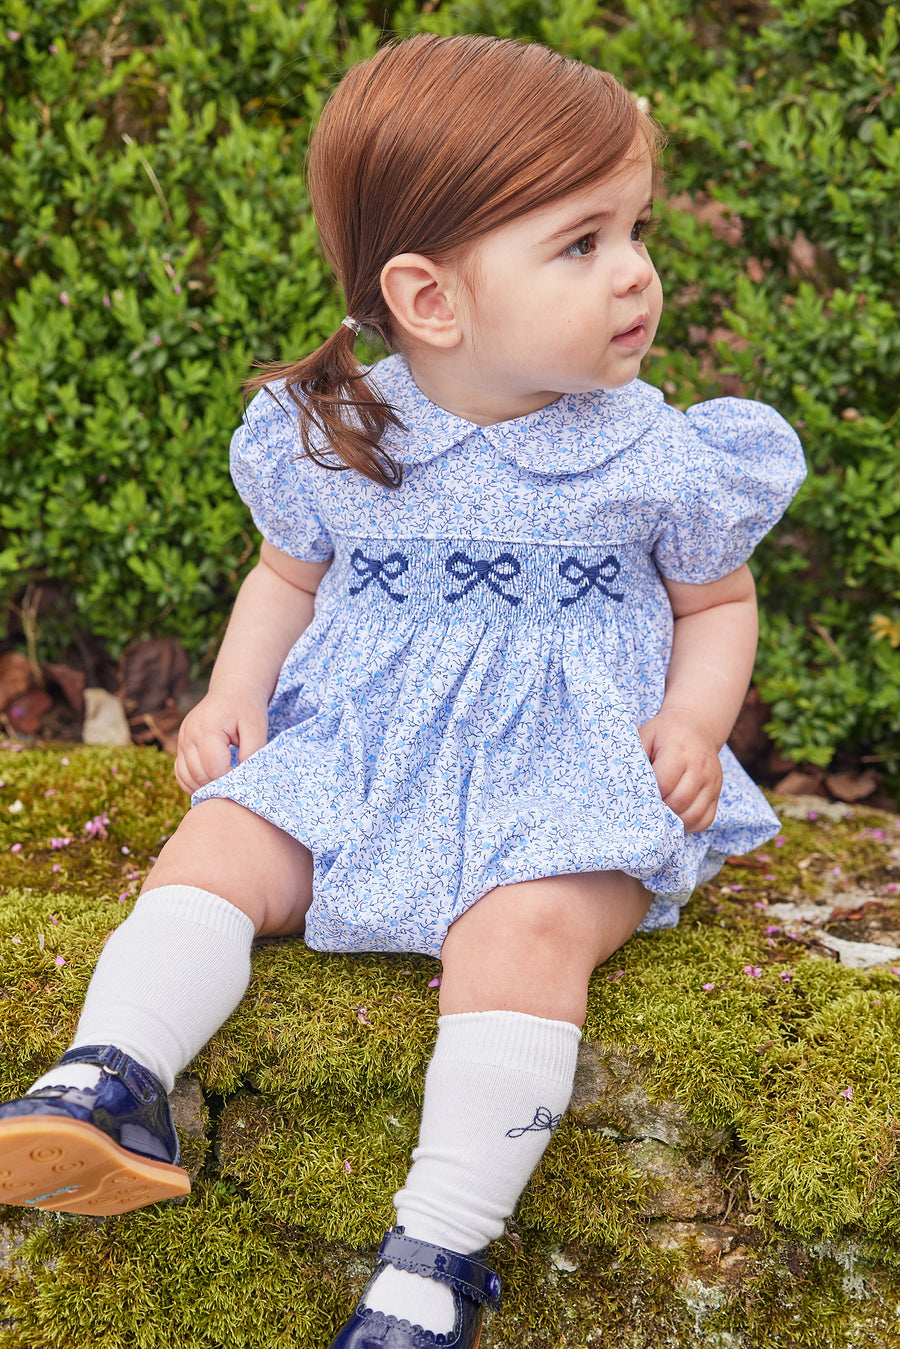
[174,682,270,795]
[638,707,723,834]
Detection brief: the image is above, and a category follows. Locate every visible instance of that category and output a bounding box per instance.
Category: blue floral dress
[193,356,806,957]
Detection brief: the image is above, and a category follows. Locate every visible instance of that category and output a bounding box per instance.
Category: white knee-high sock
[364,1010,581,1333]
[29,885,255,1095]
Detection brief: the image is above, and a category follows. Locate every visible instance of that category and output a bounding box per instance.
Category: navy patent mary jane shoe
[329,1227,501,1349]
[0,1044,190,1214]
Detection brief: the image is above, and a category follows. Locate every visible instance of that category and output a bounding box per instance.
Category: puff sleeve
[229,387,333,563]
[651,398,806,584]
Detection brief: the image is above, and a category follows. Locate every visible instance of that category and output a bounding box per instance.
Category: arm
[638,562,758,833]
[175,540,331,794]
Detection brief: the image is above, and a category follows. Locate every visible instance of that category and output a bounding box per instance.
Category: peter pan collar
[370,354,665,476]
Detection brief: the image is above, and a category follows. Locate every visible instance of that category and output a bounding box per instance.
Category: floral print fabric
[193,356,806,957]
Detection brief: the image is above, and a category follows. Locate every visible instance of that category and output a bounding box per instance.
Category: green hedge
[1,1,898,779]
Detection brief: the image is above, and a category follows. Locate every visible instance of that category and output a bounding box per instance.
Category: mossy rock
[2,746,900,1346]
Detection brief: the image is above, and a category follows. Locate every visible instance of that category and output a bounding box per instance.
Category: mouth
[612,315,650,350]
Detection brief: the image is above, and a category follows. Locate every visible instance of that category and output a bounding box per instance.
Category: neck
[400,347,559,427]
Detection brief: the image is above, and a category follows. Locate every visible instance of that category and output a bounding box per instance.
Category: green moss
[3,749,900,1345]
[1,1182,358,1349]
[196,943,441,1101]
[217,1090,417,1246]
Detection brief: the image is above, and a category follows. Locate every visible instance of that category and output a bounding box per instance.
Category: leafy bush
[1,0,898,780]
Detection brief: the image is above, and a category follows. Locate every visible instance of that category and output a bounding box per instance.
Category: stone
[624,1139,727,1220]
[817,932,900,969]
[81,687,132,746]
[766,901,834,929]
[777,795,854,822]
[168,1075,209,1179]
[571,1041,731,1150]
[646,1221,743,1263]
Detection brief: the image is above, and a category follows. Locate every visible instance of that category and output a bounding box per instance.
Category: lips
[612,315,650,350]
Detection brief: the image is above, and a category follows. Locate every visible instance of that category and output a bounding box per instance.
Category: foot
[328,1228,501,1348]
[0,1045,190,1215]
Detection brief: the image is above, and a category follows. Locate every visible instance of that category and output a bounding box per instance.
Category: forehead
[477,148,655,253]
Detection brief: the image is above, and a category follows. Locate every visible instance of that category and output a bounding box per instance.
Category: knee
[142,800,312,936]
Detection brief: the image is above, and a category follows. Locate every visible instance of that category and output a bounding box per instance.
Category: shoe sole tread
[0,1116,191,1213]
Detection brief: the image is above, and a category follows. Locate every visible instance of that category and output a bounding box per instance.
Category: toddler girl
[0,33,804,1349]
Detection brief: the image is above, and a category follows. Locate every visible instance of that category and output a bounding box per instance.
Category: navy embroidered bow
[558,555,624,606]
[506,1106,563,1139]
[445,552,522,605]
[349,548,409,602]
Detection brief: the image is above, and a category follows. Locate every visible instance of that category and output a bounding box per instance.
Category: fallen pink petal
[428,977,441,988]
[55,956,65,967]
[839,1086,853,1100]
[10,843,21,854]
[780,970,793,981]
[609,969,626,981]
[702,983,715,991]
[343,1160,352,1174]
[774,836,786,847]
[743,965,763,978]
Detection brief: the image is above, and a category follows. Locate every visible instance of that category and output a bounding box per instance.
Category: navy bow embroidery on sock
[445,552,522,605]
[349,548,409,602]
[558,555,624,606]
[505,1106,563,1138]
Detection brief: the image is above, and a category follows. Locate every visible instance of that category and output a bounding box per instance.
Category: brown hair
[248,33,661,488]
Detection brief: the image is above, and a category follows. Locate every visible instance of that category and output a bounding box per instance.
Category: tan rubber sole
[0,1115,191,1214]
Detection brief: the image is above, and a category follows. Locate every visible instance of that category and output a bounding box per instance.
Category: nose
[614,244,655,296]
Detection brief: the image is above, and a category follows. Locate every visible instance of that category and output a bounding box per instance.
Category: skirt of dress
[192,608,779,958]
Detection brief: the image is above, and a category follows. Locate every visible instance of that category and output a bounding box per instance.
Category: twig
[122,134,173,225]
[810,621,844,662]
[18,585,44,684]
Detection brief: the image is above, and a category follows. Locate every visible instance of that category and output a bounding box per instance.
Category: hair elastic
[341,316,363,335]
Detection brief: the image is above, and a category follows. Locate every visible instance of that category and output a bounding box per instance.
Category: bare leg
[365,871,652,1332]
[143,797,315,935]
[439,869,652,1023]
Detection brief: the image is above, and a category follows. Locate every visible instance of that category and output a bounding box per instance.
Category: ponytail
[245,322,405,489]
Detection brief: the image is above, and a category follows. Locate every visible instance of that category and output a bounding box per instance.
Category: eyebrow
[541,200,655,246]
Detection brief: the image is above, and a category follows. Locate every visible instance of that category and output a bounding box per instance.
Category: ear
[380,253,463,348]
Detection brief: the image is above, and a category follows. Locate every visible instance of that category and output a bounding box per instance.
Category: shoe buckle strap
[56,1045,158,1103]
[377,1229,502,1310]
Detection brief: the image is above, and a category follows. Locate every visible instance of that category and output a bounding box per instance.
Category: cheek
[650,270,664,319]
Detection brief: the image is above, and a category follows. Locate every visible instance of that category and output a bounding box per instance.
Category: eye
[631,216,657,243]
[562,233,596,259]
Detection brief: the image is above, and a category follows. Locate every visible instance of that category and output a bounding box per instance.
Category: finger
[195,735,236,787]
[649,747,690,802]
[675,779,722,833]
[236,709,269,763]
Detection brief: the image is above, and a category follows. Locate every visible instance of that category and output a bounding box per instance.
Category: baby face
[453,145,663,421]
